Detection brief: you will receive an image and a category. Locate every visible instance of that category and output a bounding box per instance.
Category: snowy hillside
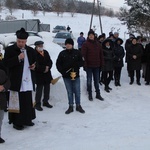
[1,9,150,150]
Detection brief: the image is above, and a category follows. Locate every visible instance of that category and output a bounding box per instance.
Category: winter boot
[34,104,43,111]
[0,137,5,144]
[65,105,73,114]
[43,102,53,108]
[76,105,85,113]
[88,93,93,101]
[129,78,134,85]
[96,93,104,101]
[104,86,110,93]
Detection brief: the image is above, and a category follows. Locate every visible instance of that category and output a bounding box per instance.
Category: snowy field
[1,9,150,150]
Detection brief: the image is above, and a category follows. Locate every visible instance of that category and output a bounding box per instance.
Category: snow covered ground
[1,9,150,150]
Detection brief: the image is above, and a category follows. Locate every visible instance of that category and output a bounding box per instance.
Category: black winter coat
[35,50,53,84]
[102,46,114,71]
[0,69,10,110]
[113,44,125,68]
[56,49,84,79]
[127,44,143,71]
[4,44,36,91]
[145,43,150,82]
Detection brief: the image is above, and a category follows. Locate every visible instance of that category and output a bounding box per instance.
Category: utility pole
[89,0,103,34]
[97,0,103,34]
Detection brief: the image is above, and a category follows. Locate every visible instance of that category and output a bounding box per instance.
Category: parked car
[0,31,42,48]
[52,25,66,33]
[53,31,75,48]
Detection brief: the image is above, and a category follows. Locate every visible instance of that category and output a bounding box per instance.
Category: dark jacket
[102,46,114,71]
[145,43,150,82]
[81,39,104,68]
[0,69,10,110]
[127,44,143,71]
[35,50,53,84]
[113,44,125,68]
[4,44,36,91]
[56,49,83,79]
[125,39,132,63]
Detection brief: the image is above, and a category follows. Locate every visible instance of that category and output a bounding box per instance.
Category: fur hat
[16,28,29,39]
[65,38,74,46]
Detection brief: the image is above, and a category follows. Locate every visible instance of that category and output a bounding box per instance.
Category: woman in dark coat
[102,39,114,93]
[113,38,125,86]
[145,43,150,85]
[127,38,143,85]
[34,41,53,111]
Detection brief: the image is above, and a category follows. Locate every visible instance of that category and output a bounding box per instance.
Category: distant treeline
[0,0,117,17]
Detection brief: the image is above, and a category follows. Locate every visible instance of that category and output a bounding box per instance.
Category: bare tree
[52,0,65,16]
[31,2,39,16]
[5,0,15,15]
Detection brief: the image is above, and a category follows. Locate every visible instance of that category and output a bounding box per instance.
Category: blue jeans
[63,77,80,105]
[86,67,100,94]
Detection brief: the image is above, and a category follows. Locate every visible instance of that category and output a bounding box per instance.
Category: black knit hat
[65,38,74,46]
[16,28,29,39]
[88,29,95,36]
[34,41,44,46]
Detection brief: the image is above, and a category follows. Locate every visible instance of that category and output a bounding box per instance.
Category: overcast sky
[85,0,126,10]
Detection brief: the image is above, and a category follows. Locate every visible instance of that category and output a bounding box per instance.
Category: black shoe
[13,124,24,130]
[43,102,53,108]
[118,83,121,86]
[88,94,93,101]
[0,137,5,143]
[104,87,110,93]
[96,94,104,101]
[35,105,43,111]
[145,82,149,85]
[129,81,133,85]
[76,105,85,113]
[108,86,112,90]
[65,105,73,114]
[24,122,35,126]
[137,82,141,85]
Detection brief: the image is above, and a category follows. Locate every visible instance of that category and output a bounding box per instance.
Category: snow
[1,9,150,150]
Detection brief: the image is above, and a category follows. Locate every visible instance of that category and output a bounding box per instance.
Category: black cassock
[4,44,36,126]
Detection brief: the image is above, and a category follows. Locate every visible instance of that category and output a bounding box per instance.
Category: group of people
[0,27,149,144]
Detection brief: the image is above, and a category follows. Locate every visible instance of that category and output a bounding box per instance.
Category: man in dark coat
[82,29,104,101]
[113,38,125,86]
[125,34,135,76]
[34,41,53,111]
[145,42,150,85]
[4,28,36,130]
[56,38,85,114]
[127,38,143,85]
[0,69,10,143]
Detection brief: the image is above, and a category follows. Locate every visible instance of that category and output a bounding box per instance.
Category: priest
[4,28,36,130]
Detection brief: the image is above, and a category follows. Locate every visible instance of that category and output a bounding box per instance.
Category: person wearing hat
[81,29,104,100]
[34,41,53,111]
[125,33,135,76]
[102,39,114,92]
[4,28,36,130]
[127,37,143,85]
[77,32,86,51]
[113,38,125,86]
[56,38,85,114]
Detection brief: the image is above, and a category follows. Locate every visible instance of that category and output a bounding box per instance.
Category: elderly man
[4,28,36,130]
